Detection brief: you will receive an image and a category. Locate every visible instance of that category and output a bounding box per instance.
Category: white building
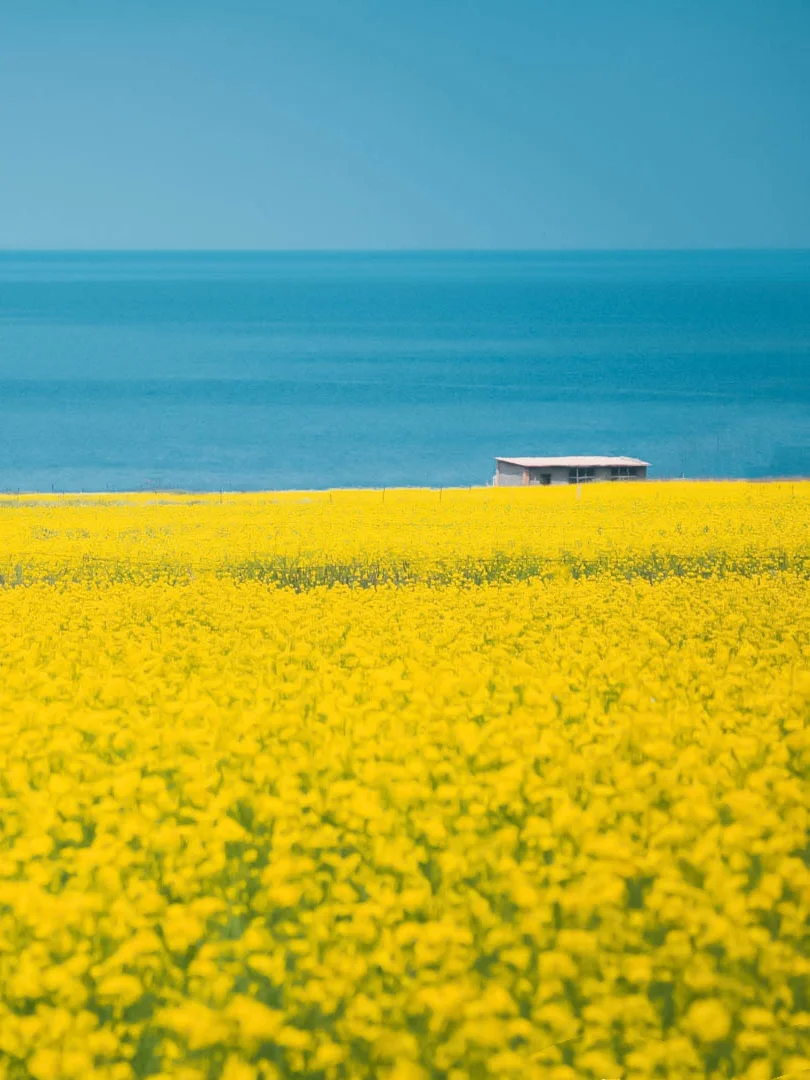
[493,455,650,486]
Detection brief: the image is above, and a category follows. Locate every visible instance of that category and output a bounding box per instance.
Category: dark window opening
[568,467,595,484]
[528,469,551,485]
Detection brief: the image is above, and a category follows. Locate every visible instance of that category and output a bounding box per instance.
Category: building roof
[496,456,651,468]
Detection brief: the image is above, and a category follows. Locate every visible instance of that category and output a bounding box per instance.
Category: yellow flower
[312,1041,347,1068]
[226,996,285,1042]
[220,1057,259,1080]
[155,1002,231,1050]
[684,999,732,1043]
[27,1050,61,1080]
[95,974,144,1008]
[385,1063,428,1080]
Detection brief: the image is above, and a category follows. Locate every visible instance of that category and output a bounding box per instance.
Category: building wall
[546,465,648,484]
[547,467,570,485]
[493,461,525,486]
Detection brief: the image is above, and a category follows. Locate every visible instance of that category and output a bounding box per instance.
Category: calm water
[1,250,809,491]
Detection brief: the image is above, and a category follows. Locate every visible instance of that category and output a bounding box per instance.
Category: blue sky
[1,0,808,249]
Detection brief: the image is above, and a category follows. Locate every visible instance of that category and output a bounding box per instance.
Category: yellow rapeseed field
[0,482,809,1080]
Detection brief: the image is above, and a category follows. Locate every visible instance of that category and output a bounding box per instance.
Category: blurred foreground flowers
[0,483,808,1079]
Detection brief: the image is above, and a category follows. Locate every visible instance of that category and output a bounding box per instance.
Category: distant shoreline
[2,476,809,500]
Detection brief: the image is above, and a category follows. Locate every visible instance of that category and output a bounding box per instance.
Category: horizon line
[2,246,810,256]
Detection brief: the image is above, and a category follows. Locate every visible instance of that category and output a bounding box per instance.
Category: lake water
[1,250,808,491]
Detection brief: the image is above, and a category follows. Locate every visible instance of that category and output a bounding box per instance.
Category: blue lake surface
[1,250,809,491]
